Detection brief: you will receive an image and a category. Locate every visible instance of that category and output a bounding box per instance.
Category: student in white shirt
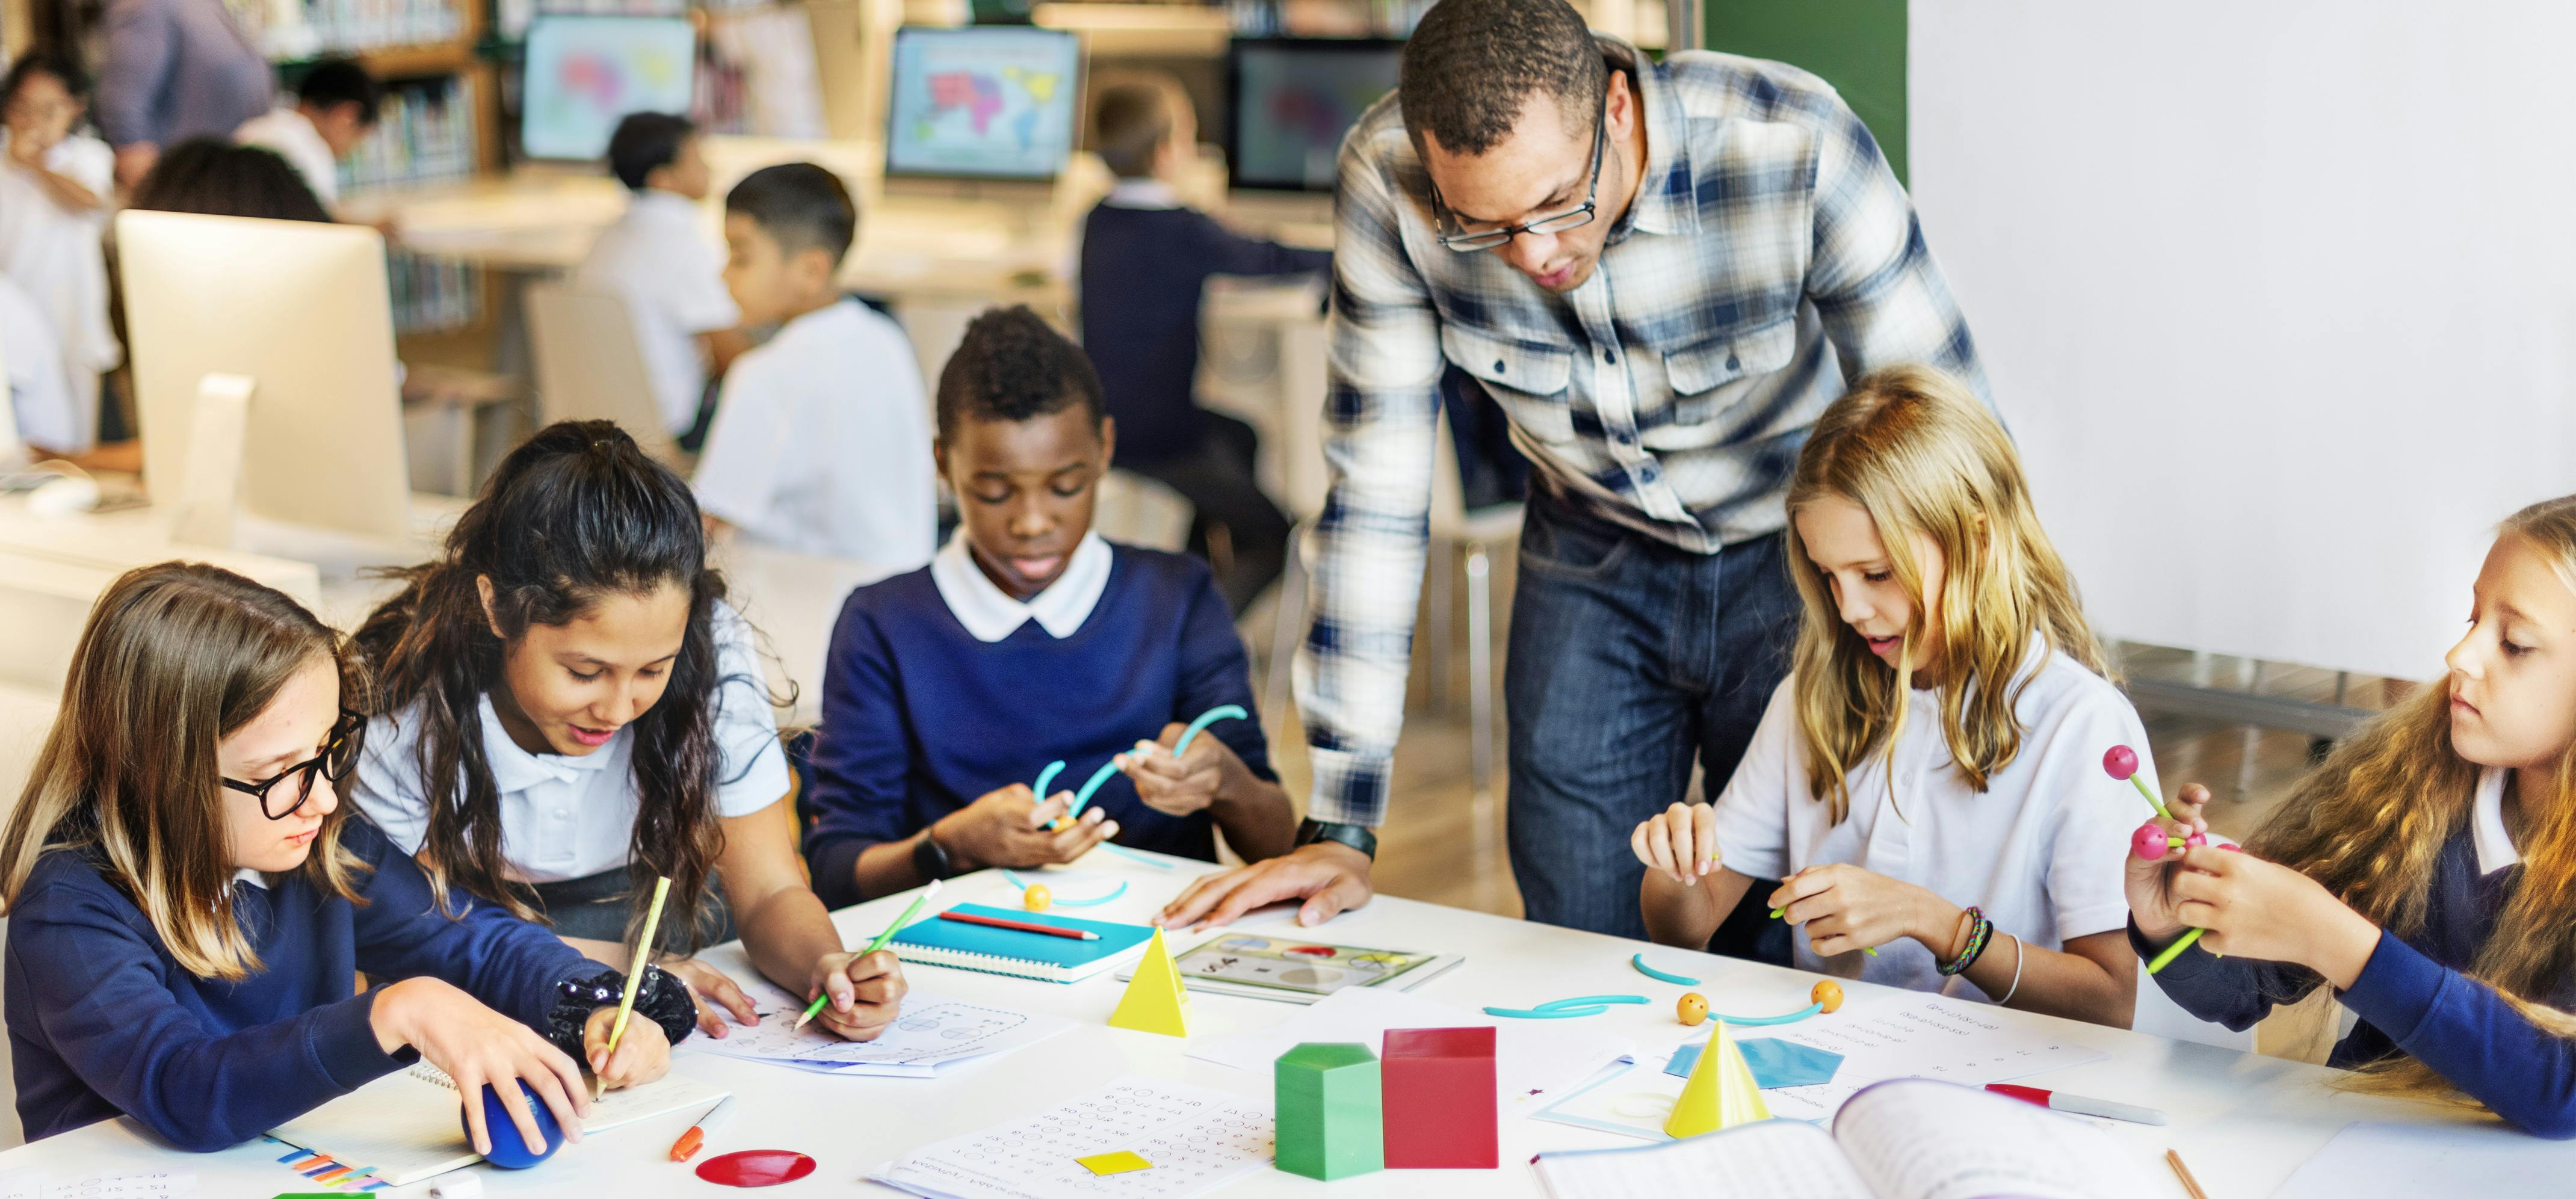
[1632,366,2140,1028]
[234,57,378,205]
[695,163,934,569]
[574,113,740,444]
[0,273,76,454]
[350,421,910,1044]
[0,52,117,451]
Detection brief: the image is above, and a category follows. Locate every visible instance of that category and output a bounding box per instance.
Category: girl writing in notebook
[1631,366,2140,1026]
[350,422,907,1043]
[2133,495,2576,1138]
[0,564,690,1153]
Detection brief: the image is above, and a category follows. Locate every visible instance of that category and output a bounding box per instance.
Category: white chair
[523,282,684,466]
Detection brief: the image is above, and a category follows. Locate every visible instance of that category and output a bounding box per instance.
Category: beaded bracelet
[1938,906,1994,977]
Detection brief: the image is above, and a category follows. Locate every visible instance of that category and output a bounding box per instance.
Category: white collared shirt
[1709,644,2146,1000]
[574,190,740,433]
[694,298,936,568]
[1102,178,1185,210]
[930,528,1113,642]
[235,106,339,203]
[350,602,791,883]
[2473,767,2523,877]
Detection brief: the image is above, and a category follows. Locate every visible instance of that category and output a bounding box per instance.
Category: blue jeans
[1504,492,1802,941]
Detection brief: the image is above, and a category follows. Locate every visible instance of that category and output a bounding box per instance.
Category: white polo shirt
[1708,644,2145,1000]
[693,297,935,568]
[573,190,740,433]
[235,106,338,203]
[350,602,791,883]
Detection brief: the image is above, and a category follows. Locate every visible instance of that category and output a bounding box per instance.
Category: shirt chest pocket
[1439,322,1577,443]
[1643,315,1805,452]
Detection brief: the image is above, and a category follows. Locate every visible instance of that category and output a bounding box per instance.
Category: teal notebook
[890,903,1158,984]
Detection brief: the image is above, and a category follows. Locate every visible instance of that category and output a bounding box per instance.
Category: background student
[352,422,908,1042]
[0,51,117,454]
[1632,366,2139,1027]
[1078,78,1327,614]
[0,563,690,1154]
[95,0,273,188]
[127,137,330,221]
[234,57,380,206]
[802,306,1295,907]
[693,162,935,570]
[2132,495,2576,1138]
[575,112,742,448]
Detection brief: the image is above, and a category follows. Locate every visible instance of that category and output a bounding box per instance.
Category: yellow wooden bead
[1812,979,1844,1014]
[1023,885,1052,913]
[1676,992,1708,1026]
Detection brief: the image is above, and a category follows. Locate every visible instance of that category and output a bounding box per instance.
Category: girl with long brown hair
[0,563,689,1153]
[2134,496,2576,1137]
[348,421,904,1043]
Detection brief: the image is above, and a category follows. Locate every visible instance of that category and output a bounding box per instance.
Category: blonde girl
[2132,496,2576,1138]
[1632,365,2140,1026]
[0,563,693,1153]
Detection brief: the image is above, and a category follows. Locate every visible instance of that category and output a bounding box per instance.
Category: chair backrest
[524,282,682,465]
[1095,469,1193,552]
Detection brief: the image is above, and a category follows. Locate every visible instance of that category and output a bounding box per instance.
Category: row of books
[341,77,476,194]
[263,0,466,58]
[496,0,688,40]
[388,251,480,334]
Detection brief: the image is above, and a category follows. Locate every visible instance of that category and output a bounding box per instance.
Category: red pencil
[937,910,1100,940]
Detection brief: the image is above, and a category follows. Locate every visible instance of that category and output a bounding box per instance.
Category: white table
[0,849,2506,1197]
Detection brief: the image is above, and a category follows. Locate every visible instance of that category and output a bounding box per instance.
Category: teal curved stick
[1532,994,1648,1010]
[1714,1001,1825,1027]
[1033,760,1066,800]
[1067,759,1125,820]
[1172,704,1249,757]
[1101,843,1177,869]
[1630,954,1701,987]
[1483,1005,1611,1019]
[1000,871,1128,907]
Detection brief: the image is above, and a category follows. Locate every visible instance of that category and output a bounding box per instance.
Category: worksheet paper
[2269,1120,2576,1198]
[871,1076,1273,1199]
[31,1174,193,1199]
[690,978,1072,1076]
[1185,985,1628,1104]
[1756,989,2107,1121]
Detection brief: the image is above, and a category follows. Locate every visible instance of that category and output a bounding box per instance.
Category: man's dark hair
[131,140,333,223]
[1091,82,1172,179]
[608,112,695,191]
[1398,0,1606,156]
[296,58,383,129]
[724,162,857,264]
[2,49,89,104]
[936,305,1105,438]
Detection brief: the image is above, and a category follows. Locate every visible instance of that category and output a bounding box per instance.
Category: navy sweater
[2141,828,2576,1137]
[1077,200,1331,464]
[802,545,1274,908]
[5,818,595,1150]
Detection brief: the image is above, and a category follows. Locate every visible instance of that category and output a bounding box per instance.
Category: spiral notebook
[889,904,1158,983]
[267,1062,725,1186]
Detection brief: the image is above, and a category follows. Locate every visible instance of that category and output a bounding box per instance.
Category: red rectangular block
[1380,1026,1496,1169]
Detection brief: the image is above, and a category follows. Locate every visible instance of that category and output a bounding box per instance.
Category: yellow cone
[1663,1019,1770,1138]
[1108,928,1191,1037]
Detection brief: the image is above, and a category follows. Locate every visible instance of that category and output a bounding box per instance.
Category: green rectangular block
[1275,1042,1383,1180]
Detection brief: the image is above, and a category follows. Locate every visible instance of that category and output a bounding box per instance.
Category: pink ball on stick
[2103,745,2140,781]
[2131,822,2171,861]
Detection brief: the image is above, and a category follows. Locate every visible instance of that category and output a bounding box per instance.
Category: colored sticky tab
[1077,1150,1154,1176]
[1665,1038,1844,1088]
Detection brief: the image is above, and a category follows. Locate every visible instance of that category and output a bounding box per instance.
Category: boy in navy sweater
[801,306,1297,907]
[1077,79,1329,613]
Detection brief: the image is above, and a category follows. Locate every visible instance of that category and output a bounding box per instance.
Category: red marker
[669,1096,737,1162]
[1985,1084,2166,1126]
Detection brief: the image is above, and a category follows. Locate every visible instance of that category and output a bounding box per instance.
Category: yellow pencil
[597,875,672,1099]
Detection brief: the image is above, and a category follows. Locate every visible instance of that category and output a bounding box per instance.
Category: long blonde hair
[0,563,369,980]
[2252,495,2576,1103]
[1784,365,2111,823]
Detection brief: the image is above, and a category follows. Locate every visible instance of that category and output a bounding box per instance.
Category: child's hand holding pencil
[584,1005,672,1091]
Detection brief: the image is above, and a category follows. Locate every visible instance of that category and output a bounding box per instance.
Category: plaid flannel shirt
[1300,38,1989,827]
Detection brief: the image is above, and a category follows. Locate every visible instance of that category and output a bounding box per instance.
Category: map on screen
[521,15,697,161]
[886,27,1080,180]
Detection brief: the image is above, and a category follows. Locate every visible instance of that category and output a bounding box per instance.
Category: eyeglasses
[1431,98,1608,253]
[223,709,366,821]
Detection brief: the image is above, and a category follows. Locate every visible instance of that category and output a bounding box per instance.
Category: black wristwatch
[912,828,953,881]
[1295,818,1379,860]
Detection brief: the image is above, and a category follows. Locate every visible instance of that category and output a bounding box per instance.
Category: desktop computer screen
[521,15,699,161]
[1227,37,1403,193]
[885,26,1082,181]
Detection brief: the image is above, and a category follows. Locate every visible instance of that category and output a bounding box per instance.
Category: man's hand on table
[1155,840,1374,931]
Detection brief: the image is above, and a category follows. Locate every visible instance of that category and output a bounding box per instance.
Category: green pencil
[797,878,941,1030]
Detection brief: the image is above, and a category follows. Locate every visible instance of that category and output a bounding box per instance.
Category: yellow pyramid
[1663,1019,1770,1138]
[1108,928,1190,1037]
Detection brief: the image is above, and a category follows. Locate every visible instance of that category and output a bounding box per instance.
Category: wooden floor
[1247,543,2415,920]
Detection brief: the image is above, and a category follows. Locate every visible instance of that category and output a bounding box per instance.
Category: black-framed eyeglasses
[1431,98,1608,253]
[223,709,365,820]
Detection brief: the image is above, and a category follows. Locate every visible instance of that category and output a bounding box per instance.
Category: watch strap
[1296,818,1378,860]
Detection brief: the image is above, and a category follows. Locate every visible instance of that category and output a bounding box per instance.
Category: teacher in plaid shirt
[1161,0,1988,939]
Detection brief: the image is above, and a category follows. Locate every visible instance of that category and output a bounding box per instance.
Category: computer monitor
[884,26,1082,182]
[116,211,410,544]
[1226,37,1403,194]
[521,14,699,161]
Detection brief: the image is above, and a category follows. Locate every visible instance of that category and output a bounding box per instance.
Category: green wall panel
[1702,0,1909,183]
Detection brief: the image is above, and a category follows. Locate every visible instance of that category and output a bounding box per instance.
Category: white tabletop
[0,849,2500,1197]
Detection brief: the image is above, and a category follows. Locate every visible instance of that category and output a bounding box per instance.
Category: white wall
[1908,1,2576,681]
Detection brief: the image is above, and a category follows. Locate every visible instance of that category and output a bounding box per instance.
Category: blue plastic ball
[462,1080,564,1168]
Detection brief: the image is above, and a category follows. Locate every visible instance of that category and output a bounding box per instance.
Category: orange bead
[1023,885,1053,913]
[1676,992,1708,1026]
[1811,979,1844,1014]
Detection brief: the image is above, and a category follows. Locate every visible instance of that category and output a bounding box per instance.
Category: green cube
[1275,1042,1384,1180]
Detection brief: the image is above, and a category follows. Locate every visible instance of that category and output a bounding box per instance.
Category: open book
[268,1063,724,1186]
[1531,1077,2159,1199]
